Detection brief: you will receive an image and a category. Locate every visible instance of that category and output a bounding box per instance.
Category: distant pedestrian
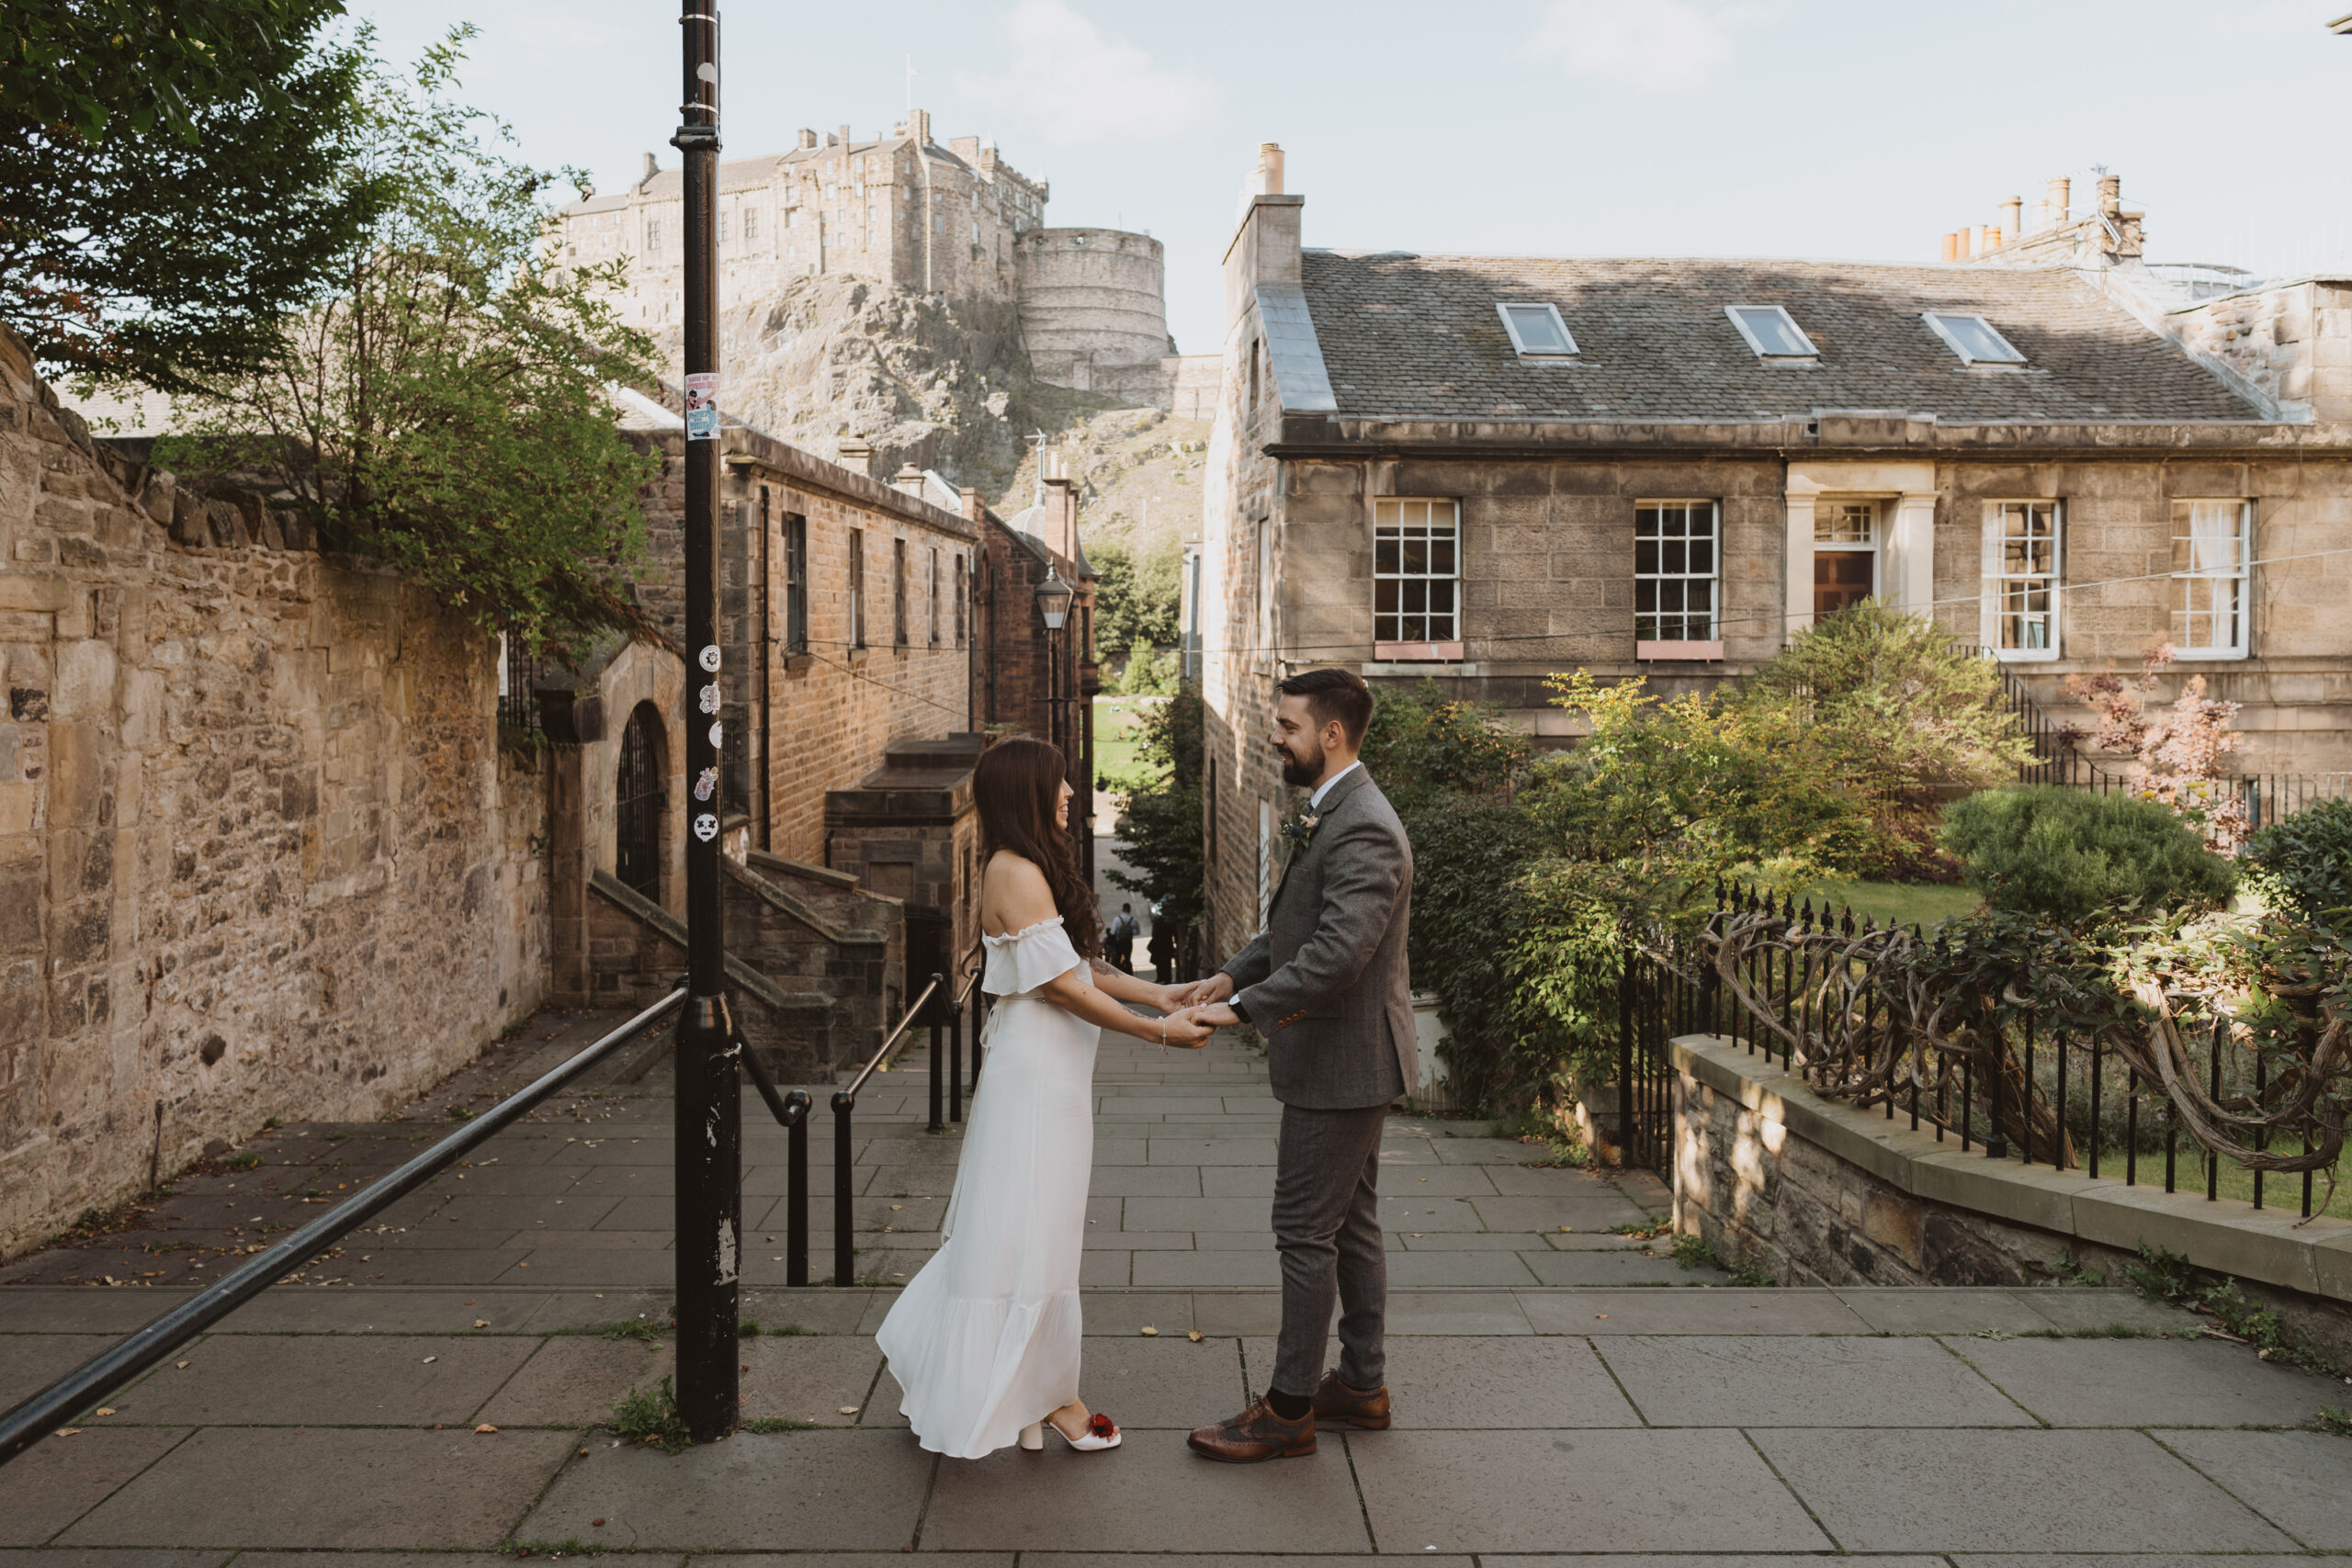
[1106,902,1140,974]
[1148,909,1176,984]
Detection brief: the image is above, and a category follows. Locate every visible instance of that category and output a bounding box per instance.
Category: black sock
[1265,1389,1311,1420]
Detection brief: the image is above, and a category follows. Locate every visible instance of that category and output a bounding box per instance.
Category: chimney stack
[837,435,873,478]
[1939,231,1962,262]
[2047,176,2071,226]
[1042,470,1079,561]
[797,128,817,150]
[639,152,660,188]
[892,463,926,498]
[1258,142,1284,196]
[838,124,852,155]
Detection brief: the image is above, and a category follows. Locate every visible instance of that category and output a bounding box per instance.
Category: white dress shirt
[1309,759,1362,811]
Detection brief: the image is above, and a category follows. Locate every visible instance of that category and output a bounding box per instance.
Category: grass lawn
[1813,879,1984,931]
[1091,694,1158,789]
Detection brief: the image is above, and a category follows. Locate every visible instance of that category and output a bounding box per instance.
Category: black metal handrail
[828,972,943,1286]
[0,982,690,1469]
[737,1043,812,1287]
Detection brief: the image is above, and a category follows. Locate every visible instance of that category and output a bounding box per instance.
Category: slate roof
[1297,252,2261,423]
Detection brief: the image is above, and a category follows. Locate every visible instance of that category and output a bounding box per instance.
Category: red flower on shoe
[1087,1412,1116,1438]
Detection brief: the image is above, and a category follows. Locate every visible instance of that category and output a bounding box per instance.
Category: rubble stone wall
[0,333,547,1258]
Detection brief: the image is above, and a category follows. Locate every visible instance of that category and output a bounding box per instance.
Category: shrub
[2242,797,2352,928]
[1109,682,1204,976]
[1398,795,1548,1111]
[1941,785,2238,925]
[1361,681,1530,818]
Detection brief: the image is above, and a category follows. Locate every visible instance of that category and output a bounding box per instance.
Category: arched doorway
[616,701,664,899]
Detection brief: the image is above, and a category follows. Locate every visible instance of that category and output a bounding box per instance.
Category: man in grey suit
[1179,667,1416,1462]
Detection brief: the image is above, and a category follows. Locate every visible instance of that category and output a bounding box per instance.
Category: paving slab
[2007,1287,2198,1332]
[1353,1427,1829,1552]
[0,1292,204,1335]
[474,1335,673,1427]
[1119,1198,1272,1234]
[2156,1429,2352,1550]
[213,1288,555,1334]
[1597,1335,2030,1427]
[0,1553,230,1568]
[1428,1137,1536,1164]
[922,1428,1370,1552]
[1384,1292,1534,1336]
[1189,1292,1286,1337]
[108,1332,537,1427]
[0,1334,120,1408]
[0,1427,192,1547]
[1040,1334,1247,1428]
[1490,1560,1941,1568]
[1951,1558,2321,1568]
[1521,1251,1715,1286]
[1384,1252,1538,1286]
[1375,1195,1486,1232]
[1518,1287,1871,1336]
[521,1429,931,1551]
[1132,1252,1282,1289]
[1470,1194,1648,1231]
[742,1335,889,1427]
[1832,1286,2062,1335]
[1752,1427,2299,1551]
[1083,1166,1204,1197]
[1949,1336,2337,1427]
[1198,1168,1277,1198]
[1146,1140,1278,1167]
[1245,1334,1639,1427]
[61,1426,575,1550]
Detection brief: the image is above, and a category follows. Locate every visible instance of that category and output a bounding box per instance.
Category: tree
[2064,644,2249,853]
[1091,536,1182,651]
[1109,682,1204,976]
[2,1,383,390]
[155,30,662,655]
[1729,601,2035,874]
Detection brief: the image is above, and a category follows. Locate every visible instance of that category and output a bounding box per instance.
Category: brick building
[1195,147,2352,960]
[528,393,1094,1070]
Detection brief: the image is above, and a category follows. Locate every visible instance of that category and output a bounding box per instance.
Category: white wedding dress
[876,916,1101,1458]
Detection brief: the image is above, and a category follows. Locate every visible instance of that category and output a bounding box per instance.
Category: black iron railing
[1694,885,2345,1222]
[0,983,690,1470]
[822,959,986,1285]
[499,625,547,735]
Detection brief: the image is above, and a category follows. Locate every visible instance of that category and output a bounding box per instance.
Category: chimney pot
[1259,142,1285,196]
[1998,196,2022,244]
[1940,232,1961,262]
[892,463,925,497]
[2047,175,2071,225]
[2098,174,2121,214]
[837,436,873,479]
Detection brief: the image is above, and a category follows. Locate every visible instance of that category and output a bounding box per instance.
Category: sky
[349,0,2352,356]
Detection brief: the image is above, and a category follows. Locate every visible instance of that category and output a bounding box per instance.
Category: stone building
[0,322,1098,1252]
[1194,148,2352,959]
[524,395,1096,1077]
[550,108,1213,411]
[0,329,549,1258]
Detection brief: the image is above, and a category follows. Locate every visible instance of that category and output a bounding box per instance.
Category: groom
[1178,666,1416,1461]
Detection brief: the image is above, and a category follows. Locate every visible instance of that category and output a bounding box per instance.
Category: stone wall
[1669,1032,2352,1367]
[0,333,547,1258]
[2164,280,2352,425]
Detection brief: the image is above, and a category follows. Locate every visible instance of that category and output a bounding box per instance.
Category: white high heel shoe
[1049,1412,1121,1451]
[1019,1421,1045,1451]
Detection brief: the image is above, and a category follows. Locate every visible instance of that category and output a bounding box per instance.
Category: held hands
[1164,972,1234,1010]
[1157,1006,1215,1049]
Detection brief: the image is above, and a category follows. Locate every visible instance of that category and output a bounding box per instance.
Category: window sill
[1373,640,1464,662]
[1636,640,1724,662]
[1989,648,2061,663]
[2169,648,2250,661]
[782,651,813,677]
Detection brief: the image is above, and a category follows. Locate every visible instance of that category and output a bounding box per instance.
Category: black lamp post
[671,0,740,1444]
[1035,566,1072,761]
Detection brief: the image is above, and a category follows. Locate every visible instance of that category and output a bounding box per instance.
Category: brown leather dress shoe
[1311,1370,1391,1429]
[1186,1395,1316,1461]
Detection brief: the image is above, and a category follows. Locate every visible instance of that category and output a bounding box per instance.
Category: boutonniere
[1280,807,1321,847]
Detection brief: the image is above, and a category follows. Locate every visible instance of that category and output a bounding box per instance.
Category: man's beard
[1279,744,1327,789]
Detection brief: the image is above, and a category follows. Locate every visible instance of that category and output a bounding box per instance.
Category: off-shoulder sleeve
[982,916,1084,997]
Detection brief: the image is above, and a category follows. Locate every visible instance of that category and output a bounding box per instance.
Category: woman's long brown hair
[975,736,1101,957]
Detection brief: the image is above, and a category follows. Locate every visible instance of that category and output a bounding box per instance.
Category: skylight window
[1498,302,1577,357]
[1724,305,1817,359]
[1923,311,2027,367]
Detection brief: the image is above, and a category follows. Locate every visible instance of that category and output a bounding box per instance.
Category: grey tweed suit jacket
[1219,766,1418,1110]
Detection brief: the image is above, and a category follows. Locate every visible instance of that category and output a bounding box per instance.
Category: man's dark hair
[1278,667,1374,747]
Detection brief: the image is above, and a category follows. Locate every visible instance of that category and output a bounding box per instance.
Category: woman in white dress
[876,738,1211,1458]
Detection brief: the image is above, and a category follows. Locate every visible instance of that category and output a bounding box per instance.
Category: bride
[876,737,1211,1458]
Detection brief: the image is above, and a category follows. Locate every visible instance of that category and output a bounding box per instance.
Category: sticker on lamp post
[708,721,723,749]
[695,766,718,802]
[694,813,718,842]
[698,682,722,715]
[698,645,722,672]
[684,374,718,441]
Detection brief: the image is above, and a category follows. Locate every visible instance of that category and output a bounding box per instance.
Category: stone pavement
[3,1011,2349,1560]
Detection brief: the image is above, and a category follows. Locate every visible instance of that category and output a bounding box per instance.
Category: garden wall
[1669,1032,2352,1365]
[0,331,548,1258]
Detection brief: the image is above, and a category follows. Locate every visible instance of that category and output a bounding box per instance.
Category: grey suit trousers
[1270,1101,1389,1397]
